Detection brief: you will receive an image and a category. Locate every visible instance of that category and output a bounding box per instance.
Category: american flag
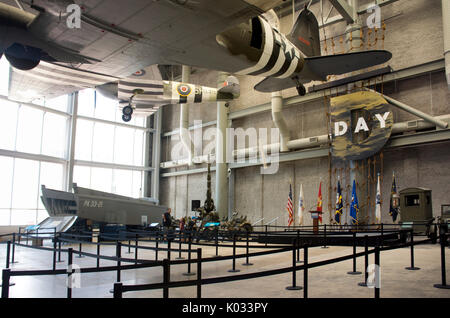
[287,184,294,226]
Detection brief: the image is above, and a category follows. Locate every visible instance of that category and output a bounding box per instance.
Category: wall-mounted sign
[331,91,393,161]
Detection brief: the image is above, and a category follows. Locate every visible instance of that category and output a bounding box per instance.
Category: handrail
[266,217,279,226]
[252,218,264,226]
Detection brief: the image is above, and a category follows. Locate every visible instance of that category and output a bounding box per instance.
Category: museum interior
[0,0,449,301]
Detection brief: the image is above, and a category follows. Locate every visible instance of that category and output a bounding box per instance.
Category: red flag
[317,182,323,223]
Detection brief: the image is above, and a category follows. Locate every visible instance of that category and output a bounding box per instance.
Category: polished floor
[0,239,449,298]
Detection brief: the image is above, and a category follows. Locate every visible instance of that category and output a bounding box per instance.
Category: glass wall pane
[0,100,18,150]
[11,209,36,226]
[114,126,135,165]
[78,88,95,117]
[95,92,117,121]
[92,123,114,163]
[16,106,43,154]
[37,209,48,224]
[132,171,143,198]
[38,162,64,210]
[112,169,133,197]
[0,209,10,226]
[134,130,144,166]
[0,156,13,209]
[73,165,91,188]
[0,56,9,96]
[11,159,39,210]
[45,95,68,113]
[74,119,93,161]
[90,167,112,192]
[42,112,67,158]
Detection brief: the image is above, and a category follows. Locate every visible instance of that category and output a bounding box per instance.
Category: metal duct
[271,91,291,152]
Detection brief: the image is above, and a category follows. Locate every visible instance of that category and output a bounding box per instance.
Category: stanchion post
[96,244,101,268]
[77,242,83,258]
[303,244,308,298]
[67,248,73,298]
[296,230,302,263]
[57,240,63,263]
[167,240,171,261]
[228,234,240,273]
[113,282,123,298]
[183,238,195,276]
[215,229,219,256]
[380,223,384,246]
[242,231,253,266]
[322,224,328,248]
[348,232,361,275]
[197,248,202,299]
[265,225,268,247]
[5,241,11,269]
[405,229,420,270]
[116,241,122,282]
[52,239,57,271]
[1,269,11,298]
[134,234,139,264]
[176,230,184,260]
[434,233,450,289]
[155,239,159,261]
[163,259,170,298]
[11,233,16,264]
[358,235,369,287]
[286,239,302,291]
[374,243,380,299]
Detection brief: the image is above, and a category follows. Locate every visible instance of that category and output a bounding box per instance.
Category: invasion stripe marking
[249,28,280,76]
[119,81,164,89]
[118,88,163,95]
[236,17,274,75]
[34,64,117,85]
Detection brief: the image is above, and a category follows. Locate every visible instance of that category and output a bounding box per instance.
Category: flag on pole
[350,180,359,225]
[317,181,323,224]
[298,184,304,226]
[375,173,382,223]
[389,172,399,222]
[287,184,294,226]
[335,178,343,224]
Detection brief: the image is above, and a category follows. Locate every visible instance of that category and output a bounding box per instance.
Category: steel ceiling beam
[328,0,355,23]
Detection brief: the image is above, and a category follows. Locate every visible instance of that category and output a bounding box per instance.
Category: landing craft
[1,1,391,103]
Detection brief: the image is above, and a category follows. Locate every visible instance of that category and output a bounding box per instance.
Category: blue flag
[350,180,359,225]
[335,179,343,224]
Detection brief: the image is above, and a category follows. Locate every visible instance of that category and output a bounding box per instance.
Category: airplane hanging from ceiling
[0,0,391,104]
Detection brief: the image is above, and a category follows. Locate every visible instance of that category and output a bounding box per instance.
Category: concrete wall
[158,0,449,224]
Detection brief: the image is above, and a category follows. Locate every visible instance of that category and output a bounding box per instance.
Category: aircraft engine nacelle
[4,43,41,70]
[216,16,304,79]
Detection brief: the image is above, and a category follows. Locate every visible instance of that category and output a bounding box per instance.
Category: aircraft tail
[286,8,321,57]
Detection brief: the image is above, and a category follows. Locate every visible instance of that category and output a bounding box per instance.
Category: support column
[443,0,450,90]
[66,92,78,191]
[151,108,162,201]
[215,72,229,219]
[180,65,192,166]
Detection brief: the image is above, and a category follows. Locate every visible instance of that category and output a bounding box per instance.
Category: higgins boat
[37,184,167,234]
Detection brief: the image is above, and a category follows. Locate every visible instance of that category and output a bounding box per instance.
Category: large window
[0,59,150,226]
[73,88,148,198]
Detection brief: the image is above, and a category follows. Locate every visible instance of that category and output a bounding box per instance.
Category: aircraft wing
[15,0,272,78]
[254,50,392,92]
[5,0,283,102]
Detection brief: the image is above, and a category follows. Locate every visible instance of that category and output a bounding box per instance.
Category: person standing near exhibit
[162,208,172,241]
